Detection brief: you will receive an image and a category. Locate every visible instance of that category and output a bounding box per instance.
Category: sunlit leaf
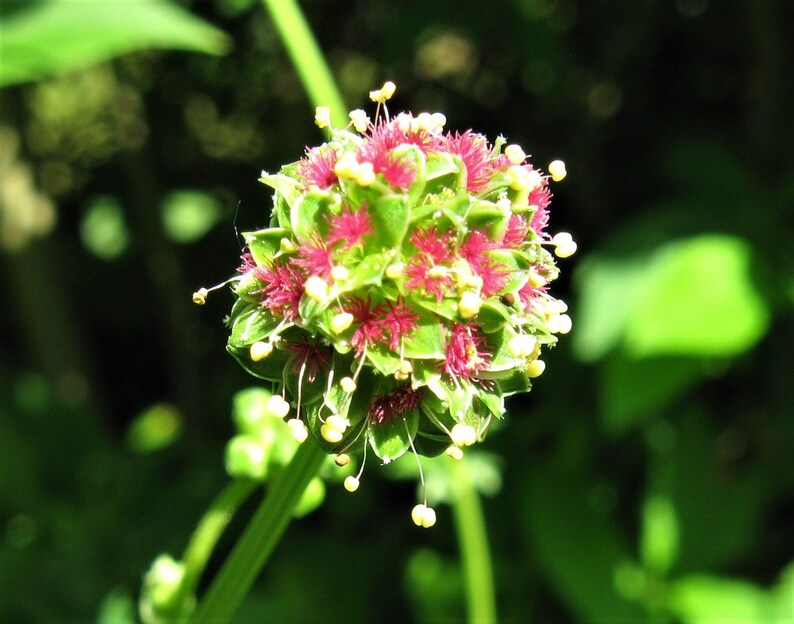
[0,0,231,87]
[668,575,774,623]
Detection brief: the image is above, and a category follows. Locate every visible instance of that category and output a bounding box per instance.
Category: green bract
[216,106,574,467]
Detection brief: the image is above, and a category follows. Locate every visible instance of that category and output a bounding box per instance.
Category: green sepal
[227,302,280,346]
[367,344,402,376]
[402,308,446,360]
[244,227,290,267]
[414,296,459,322]
[475,386,505,419]
[488,249,530,293]
[365,194,411,252]
[477,300,513,333]
[424,152,462,195]
[466,200,510,240]
[338,250,392,293]
[391,144,427,205]
[484,328,527,374]
[497,368,531,397]
[291,190,338,241]
[233,272,263,303]
[226,342,291,383]
[368,408,420,462]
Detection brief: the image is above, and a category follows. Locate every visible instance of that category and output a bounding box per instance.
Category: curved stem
[451,457,497,624]
[179,478,259,603]
[188,440,327,624]
[261,0,348,128]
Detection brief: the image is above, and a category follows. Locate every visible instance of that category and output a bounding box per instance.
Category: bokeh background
[2,0,793,622]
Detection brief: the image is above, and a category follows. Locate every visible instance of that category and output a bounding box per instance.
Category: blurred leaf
[520,467,646,623]
[624,235,769,358]
[668,575,774,623]
[97,588,136,624]
[640,494,679,576]
[0,0,231,87]
[161,190,221,244]
[404,549,465,624]
[663,139,752,198]
[126,403,182,453]
[80,196,130,260]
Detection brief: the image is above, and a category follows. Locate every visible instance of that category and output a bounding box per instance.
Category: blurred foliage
[1,0,793,622]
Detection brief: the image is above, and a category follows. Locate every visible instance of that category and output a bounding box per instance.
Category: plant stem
[179,478,259,603]
[451,457,498,624]
[188,440,327,624]
[261,0,349,128]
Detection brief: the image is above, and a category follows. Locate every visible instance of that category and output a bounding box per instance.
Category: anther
[458,291,483,319]
[505,144,526,165]
[331,312,354,334]
[548,159,567,182]
[331,265,349,282]
[385,262,405,280]
[304,275,329,301]
[340,376,357,393]
[344,476,360,492]
[267,395,290,419]
[334,453,351,467]
[314,106,331,129]
[249,341,273,361]
[446,445,464,460]
[508,334,537,357]
[287,418,308,443]
[192,288,208,305]
[349,109,370,133]
[527,359,546,378]
[450,423,477,447]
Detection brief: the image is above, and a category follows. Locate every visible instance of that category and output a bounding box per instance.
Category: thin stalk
[188,440,327,624]
[451,457,498,624]
[179,478,259,602]
[261,0,349,128]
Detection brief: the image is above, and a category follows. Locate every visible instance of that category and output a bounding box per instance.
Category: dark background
[1,0,793,622]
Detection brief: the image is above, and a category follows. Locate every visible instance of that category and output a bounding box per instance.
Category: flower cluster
[196,82,575,527]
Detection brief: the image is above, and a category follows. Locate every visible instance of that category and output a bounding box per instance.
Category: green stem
[451,457,498,624]
[261,0,348,128]
[188,440,327,624]
[179,478,258,602]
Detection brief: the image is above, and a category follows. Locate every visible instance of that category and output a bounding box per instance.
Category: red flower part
[348,296,386,355]
[356,142,416,190]
[518,280,548,312]
[255,262,305,320]
[285,335,332,383]
[293,236,334,279]
[443,130,494,193]
[444,323,489,379]
[365,117,445,154]
[502,214,530,248]
[238,250,256,273]
[409,226,456,264]
[367,384,425,425]
[405,256,455,302]
[326,205,372,250]
[296,145,339,190]
[459,230,510,297]
[378,298,420,350]
[529,181,552,236]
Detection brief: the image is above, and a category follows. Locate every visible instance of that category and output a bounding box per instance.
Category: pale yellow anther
[505,144,526,165]
[331,312,354,334]
[356,162,376,186]
[450,423,477,447]
[333,153,360,179]
[431,112,447,129]
[496,197,512,212]
[462,273,483,290]
[395,113,413,133]
[528,270,547,288]
[304,275,328,301]
[320,423,344,444]
[458,291,483,319]
[385,262,405,280]
[314,106,331,129]
[250,341,273,361]
[327,415,350,432]
[280,237,296,253]
[526,359,546,378]
[446,445,464,460]
[340,376,357,393]
[398,360,413,376]
[370,81,396,103]
[552,231,578,258]
[287,418,308,443]
[428,265,448,278]
[331,265,349,282]
[525,169,543,191]
[192,288,208,305]
[334,453,351,467]
[348,109,371,133]
[548,159,567,182]
[548,313,573,334]
[506,165,530,190]
[421,506,437,528]
[344,476,360,492]
[411,503,427,527]
[508,334,537,357]
[266,395,290,419]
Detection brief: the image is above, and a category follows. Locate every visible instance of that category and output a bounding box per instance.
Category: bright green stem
[179,478,258,603]
[451,458,498,624]
[261,0,348,128]
[188,440,327,624]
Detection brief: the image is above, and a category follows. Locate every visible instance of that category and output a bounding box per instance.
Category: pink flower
[459,230,509,297]
[365,118,444,154]
[285,335,332,382]
[356,142,416,190]
[255,262,305,320]
[502,214,529,248]
[296,145,339,190]
[293,236,334,279]
[443,130,494,193]
[529,181,552,236]
[348,296,385,355]
[444,323,489,379]
[518,278,548,312]
[378,298,420,350]
[410,226,456,264]
[327,205,372,250]
[405,226,457,301]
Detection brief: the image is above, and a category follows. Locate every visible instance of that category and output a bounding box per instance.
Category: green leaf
[368,410,419,462]
[0,0,231,87]
[483,329,526,374]
[227,303,280,347]
[260,173,302,207]
[640,494,679,575]
[341,251,392,292]
[244,228,290,266]
[496,369,531,397]
[402,310,446,360]
[290,190,338,240]
[465,200,510,240]
[624,235,769,357]
[366,195,411,252]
